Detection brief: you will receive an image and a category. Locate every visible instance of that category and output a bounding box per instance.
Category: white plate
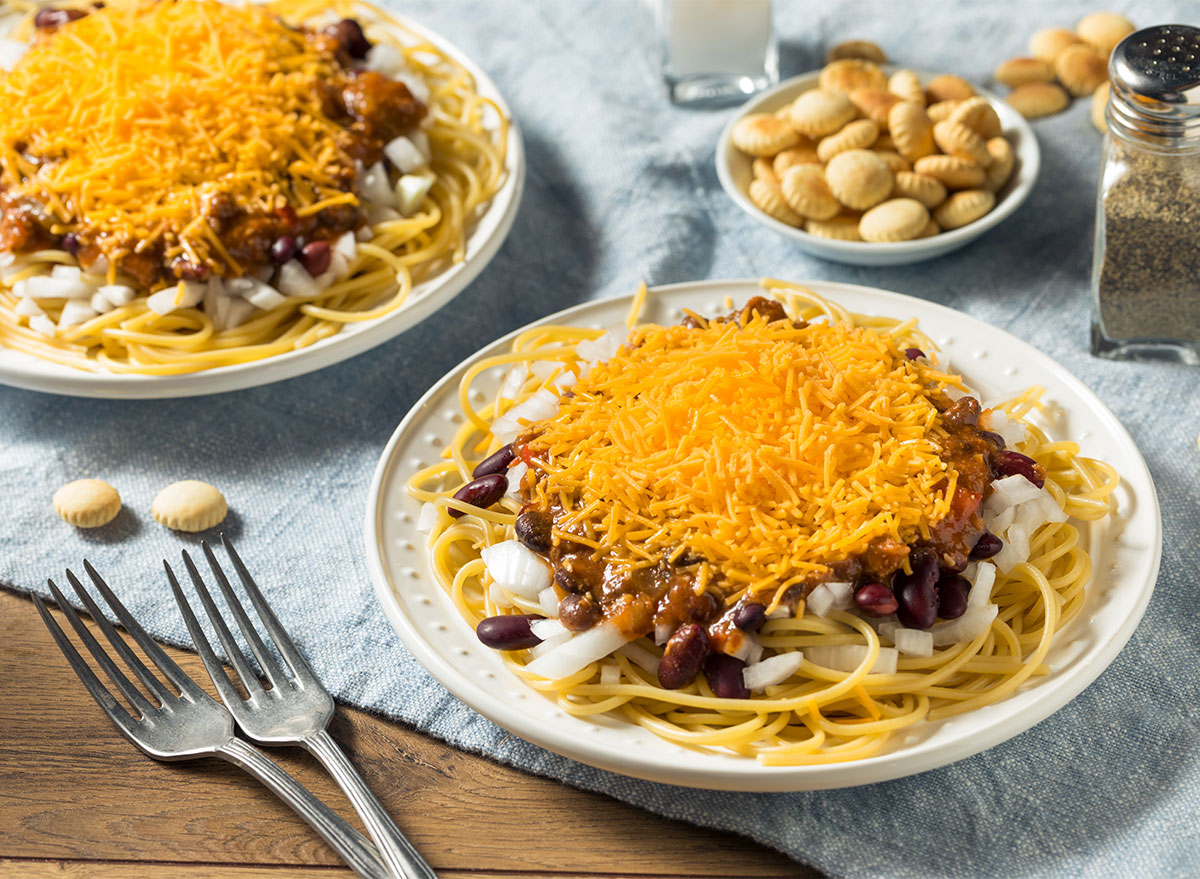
[716,71,1040,266]
[365,279,1160,792]
[0,15,525,399]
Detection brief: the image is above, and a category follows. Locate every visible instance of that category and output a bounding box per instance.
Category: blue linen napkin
[3,2,1199,876]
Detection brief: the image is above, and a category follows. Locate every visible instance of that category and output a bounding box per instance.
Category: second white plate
[365,279,1160,791]
[0,13,525,399]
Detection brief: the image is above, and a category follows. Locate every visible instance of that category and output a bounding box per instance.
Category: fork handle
[216,737,390,879]
[304,728,438,879]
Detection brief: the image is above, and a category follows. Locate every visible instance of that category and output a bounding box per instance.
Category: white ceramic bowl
[715,71,1040,266]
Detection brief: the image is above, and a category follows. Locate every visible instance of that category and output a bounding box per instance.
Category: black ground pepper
[1094,141,1200,343]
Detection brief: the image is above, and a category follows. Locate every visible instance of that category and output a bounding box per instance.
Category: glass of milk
[654,0,777,106]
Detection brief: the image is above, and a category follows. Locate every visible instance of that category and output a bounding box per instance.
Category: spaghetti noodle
[0,0,507,374]
[408,280,1118,765]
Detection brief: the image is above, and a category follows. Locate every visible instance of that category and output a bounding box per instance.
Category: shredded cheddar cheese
[0,0,354,271]
[526,315,956,599]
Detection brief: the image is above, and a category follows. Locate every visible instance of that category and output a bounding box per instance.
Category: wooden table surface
[0,587,818,879]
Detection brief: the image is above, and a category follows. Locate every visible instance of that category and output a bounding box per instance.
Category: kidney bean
[893,550,939,630]
[970,531,1003,560]
[327,18,371,59]
[60,232,81,256]
[554,568,584,594]
[476,614,541,650]
[514,509,553,552]
[992,450,1045,488]
[657,624,709,689]
[298,240,331,277]
[448,473,507,518]
[559,593,600,632]
[978,429,1006,450]
[942,396,981,427]
[936,574,970,620]
[704,653,750,699]
[473,442,515,478]
[854,582,899,616]
[732,603,766,632]
[904,347,925,360]
[270,235,297,265]
[35,6,87,30]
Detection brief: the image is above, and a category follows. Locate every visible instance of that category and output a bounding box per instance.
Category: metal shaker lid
[1111,25,1200,109]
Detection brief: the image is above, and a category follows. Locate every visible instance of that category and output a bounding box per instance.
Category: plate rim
[364,278,1162,791]
[0,12,526,400]
[713,69,1041,265]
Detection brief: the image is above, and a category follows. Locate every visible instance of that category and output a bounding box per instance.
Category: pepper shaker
[1091,24,1200,364]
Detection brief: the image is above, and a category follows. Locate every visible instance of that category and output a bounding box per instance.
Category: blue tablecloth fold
[3,3,1198,877]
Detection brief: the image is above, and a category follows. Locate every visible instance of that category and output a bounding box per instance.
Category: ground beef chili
[507,308,1044,683]
[0,14,426,286]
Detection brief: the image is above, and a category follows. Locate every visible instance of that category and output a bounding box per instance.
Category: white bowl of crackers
[717,58,1040,266]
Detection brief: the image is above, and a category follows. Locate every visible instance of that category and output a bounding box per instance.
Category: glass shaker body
[1090,24,1200,364]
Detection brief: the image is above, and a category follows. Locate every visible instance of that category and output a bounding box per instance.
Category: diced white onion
[742,652,804,691]
[499,364,528,401]
[574,326,626,369]
[222,298,255,330]
[487,582,514,609]
[726,630,756,661]
[878,620,901,643]
[653,622,672,646]
[408,129,431,160]
[530,616,567,641]
[805,644,898,674]
[397,74,431,104]
[554,371,577,391]
[504,461,528,502]
[1031,491,1068,524]
[14,298,44,317]
[416,502,438,533]
[981,408,1029,446]
[384,136,427,174]
[0,252,13,268]
[806,583,836,618]
[57,299,97,328]
[967,562,996,609]
[599,663,621,686]
[98,284,136,307]
[480,540,551,599]
[50,265,83,282]
[892,627,934,657]
[931,604,999,647]
[366,205,404,225]
[333,232,357,264]
[537,587,559,618]
[359,161,394,205]
[25,275,93,300]
[0,39,28,72]
[364,42,408,78]
[990,474,1044,506]
[356,225,375,242]
[490,388,560,444]
[525,621,628,680]
[617,641,661,675]
[277,260,321,298]
[395,171,435,216]
[29,314,56,337]
[528,631,572,660]
[243,280,289,311]
[89,292,114,314]
[530,360,558,381]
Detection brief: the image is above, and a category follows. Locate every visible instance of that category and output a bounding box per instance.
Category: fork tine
[164,559,248,708]
[82,559,209,703]
[200,540,293,683]
[181,549,273,693]
[220,534,315,680]
[32,591,139,737]
[65,569,174,707]
[46,577,155,718]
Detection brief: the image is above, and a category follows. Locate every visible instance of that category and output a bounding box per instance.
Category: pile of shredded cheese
[0,0,355,269]
[527,316,957,599]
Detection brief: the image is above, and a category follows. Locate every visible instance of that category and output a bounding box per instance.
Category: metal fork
[165,536,435,879]
[32,565,388,879]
